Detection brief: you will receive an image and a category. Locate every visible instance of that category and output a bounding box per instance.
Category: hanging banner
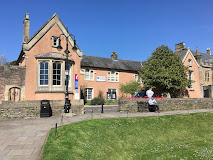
[75,74,78,90]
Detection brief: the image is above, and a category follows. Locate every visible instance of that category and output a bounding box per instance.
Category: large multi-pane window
[189,71,194,89]
[205,71,209,82]
[85,69,94,81]
[85,88,93,100]
[107,88,117,99]
[39,62,48,85]
[53,62,61,86]
[108,71,119,82]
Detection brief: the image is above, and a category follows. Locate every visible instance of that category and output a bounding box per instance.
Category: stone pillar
[210,85,213,98]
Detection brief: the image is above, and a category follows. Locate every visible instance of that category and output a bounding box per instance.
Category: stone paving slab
[0,108,213,160]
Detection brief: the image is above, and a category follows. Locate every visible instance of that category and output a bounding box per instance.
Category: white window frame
[52,36,59,48]
[107,88,117,100]
[188,71,194,89]
[85,69,94,81]
[108,71,119,82]
[39,61,49,86]
[134,74,142,83]
[85,88,93,100]
[205,71,209,82]
[53,62,62,86]
[188,59,192,67]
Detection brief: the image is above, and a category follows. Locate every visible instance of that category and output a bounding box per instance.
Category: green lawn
[42,113,213,160]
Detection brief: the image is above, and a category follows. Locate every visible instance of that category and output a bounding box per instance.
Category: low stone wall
[0,100,84,119]
[119,98,213,112]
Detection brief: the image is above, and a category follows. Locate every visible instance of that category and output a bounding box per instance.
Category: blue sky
[0,0,213,62]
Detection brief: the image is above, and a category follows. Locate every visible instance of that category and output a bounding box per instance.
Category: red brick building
[1,14,213,103]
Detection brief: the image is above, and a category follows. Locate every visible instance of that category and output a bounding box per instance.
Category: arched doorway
[9,87,21,101]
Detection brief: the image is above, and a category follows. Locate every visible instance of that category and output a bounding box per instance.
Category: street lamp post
[57,31,77,113]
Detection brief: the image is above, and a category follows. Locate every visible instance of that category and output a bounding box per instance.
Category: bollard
[61,115,63,126]
[91,110,93,119]
[55,123,57,140]
[101,104,104,113]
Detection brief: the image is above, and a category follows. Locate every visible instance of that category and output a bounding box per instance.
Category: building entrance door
[9,87,21,101]
[204,89,209,98]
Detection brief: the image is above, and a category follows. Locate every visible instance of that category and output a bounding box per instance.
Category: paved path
[1,108,213,160]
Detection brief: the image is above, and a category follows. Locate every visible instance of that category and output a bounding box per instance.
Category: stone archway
[9,87,21,102]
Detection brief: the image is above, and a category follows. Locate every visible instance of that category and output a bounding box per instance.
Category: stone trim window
[188,59,192,67]
[85,88,93,100]
[205,71,209,82]
[39,62,49,86]
[134,74,142,83]
[108,71,119,82]
[52,36,59,48]
[85,69,94,81]
[53,62,61,86]
[107,88,117,99]
[36,58,73,93]
[188,71,194,89]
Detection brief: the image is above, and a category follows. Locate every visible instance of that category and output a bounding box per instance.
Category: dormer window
[52,36,59,48]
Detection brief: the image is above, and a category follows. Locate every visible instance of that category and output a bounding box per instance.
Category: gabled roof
[35,52,74,61]
[175,49,213,64]
[22,13,82,57]
[81,55,143,72]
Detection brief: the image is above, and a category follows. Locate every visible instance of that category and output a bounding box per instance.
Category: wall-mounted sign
[96,76,106,82]
[75,74,78,89]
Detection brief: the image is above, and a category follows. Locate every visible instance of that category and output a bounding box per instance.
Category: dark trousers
[149,105,159,112]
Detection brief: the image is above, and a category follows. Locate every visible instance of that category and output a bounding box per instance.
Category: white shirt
[148,99,157,105]
[146,90,154,98]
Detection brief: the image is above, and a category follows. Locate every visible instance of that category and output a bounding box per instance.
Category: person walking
[146,88,154,99]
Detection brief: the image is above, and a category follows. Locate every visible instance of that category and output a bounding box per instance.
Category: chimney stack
[111,52,118,60]
[175,42,186,52]
[23,13,30,44]
[207,48,211,55]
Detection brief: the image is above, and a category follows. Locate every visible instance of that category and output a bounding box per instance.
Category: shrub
[91,97,105,105]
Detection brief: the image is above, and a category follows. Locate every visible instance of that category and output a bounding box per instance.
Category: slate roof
[175,50,213,64]
[81,55,143,72]
[35,52,74,61]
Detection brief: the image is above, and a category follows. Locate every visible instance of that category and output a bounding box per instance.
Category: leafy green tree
[9,60,17,66]
[139,45,190,97]
[120,81,142,96]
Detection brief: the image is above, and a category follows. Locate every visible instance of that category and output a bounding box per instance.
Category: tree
[139,45,190,97]
[0,52,8,66]
[120,81,142,96]
[0,52,10,70]
[9,60,17,66]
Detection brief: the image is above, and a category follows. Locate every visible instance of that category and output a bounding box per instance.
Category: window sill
[108,81,119,83]
[35,91,73,94]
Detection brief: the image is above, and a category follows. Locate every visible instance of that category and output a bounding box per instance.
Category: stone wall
[0,66,26,101]
[119,98,213,112]
[0,100,84,119]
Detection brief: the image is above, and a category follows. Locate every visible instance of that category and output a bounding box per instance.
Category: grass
[42,113,213,160]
